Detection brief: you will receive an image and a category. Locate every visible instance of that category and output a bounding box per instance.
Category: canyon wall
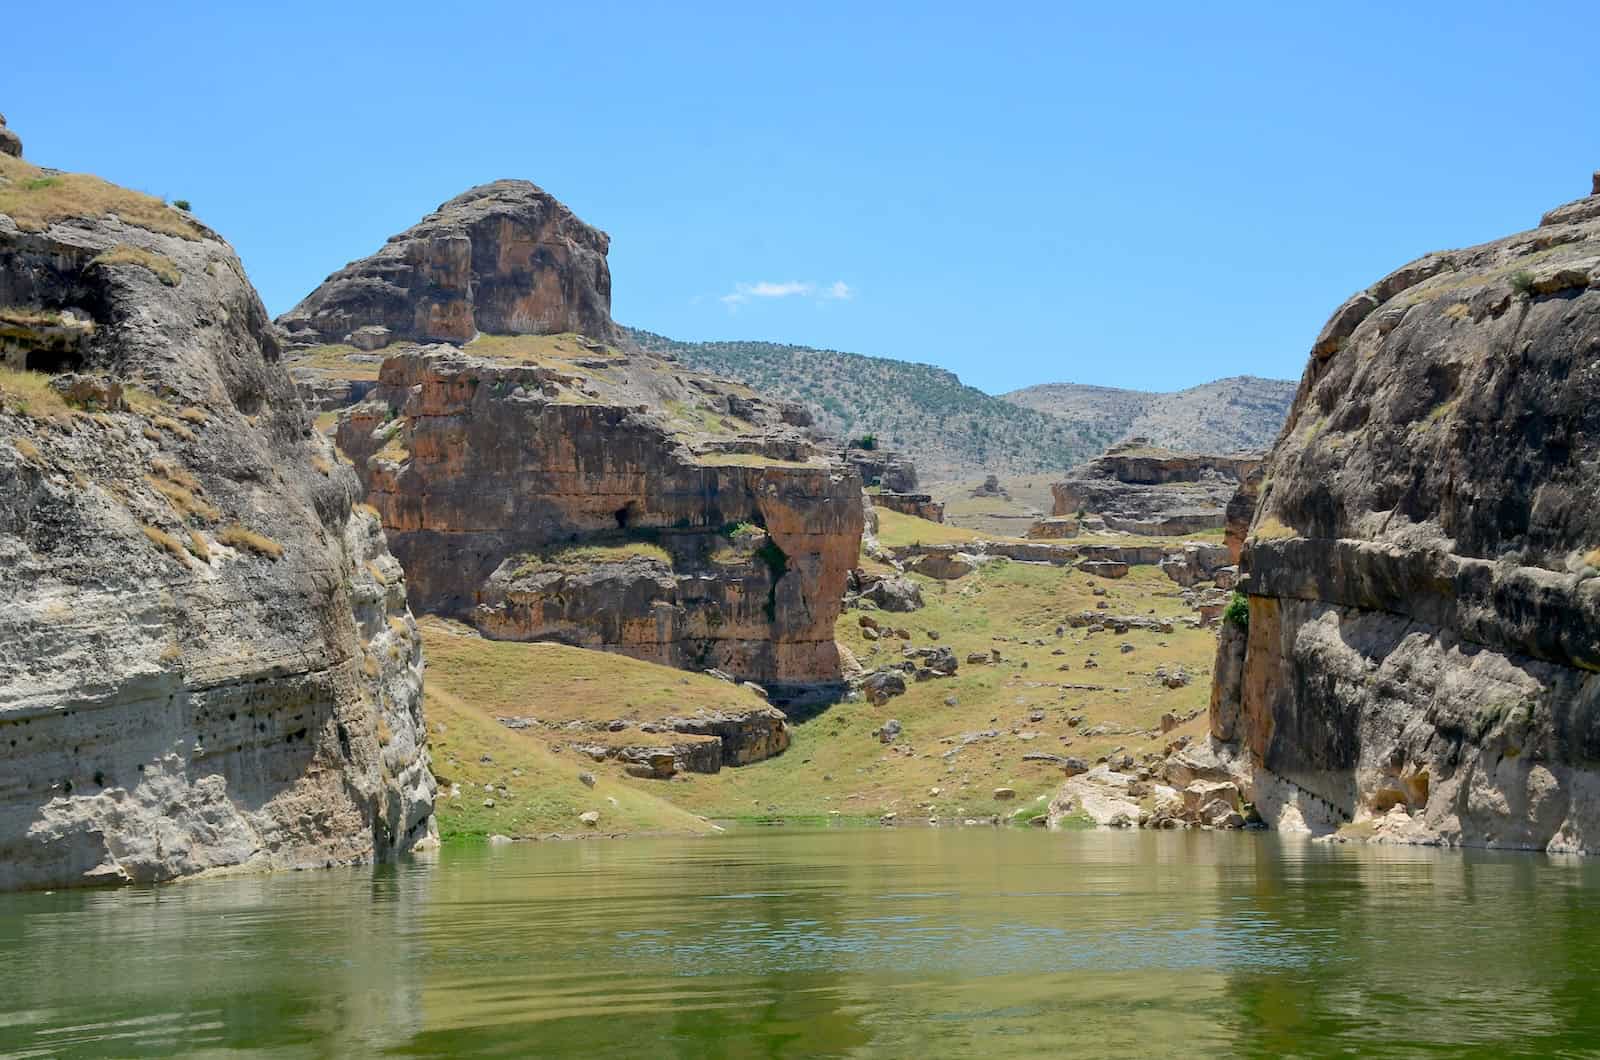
[0,134,434,889]
[335,346,862,695]
[1212,172,1600,852]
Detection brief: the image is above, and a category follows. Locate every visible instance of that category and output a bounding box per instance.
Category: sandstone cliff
[279,180,616,348]
[0,134,434,890]
[1048,437,1261,536]
[333,340,863,696]
[1211,171,1600,853]
[285,182,866,698]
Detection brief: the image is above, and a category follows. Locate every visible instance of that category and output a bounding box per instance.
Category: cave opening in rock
[24,346,82,374]
[615,503,635,529]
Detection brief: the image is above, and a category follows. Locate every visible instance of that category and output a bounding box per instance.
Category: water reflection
[0,830,1597,1056]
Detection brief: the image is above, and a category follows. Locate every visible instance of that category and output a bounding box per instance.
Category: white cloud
[719,279,855,308]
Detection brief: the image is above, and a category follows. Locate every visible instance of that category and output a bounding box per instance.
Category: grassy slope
[421,510,1219,835]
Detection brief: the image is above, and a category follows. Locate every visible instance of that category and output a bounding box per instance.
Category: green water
[2,829,1599,1058]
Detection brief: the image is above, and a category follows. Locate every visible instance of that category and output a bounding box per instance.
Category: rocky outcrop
[0,134,434,890]
[279,180,616,348]
[871,492,945,523]
[337,347,863,696]
[298,182,866,698]
[845,446,918,493]
[0,114,21,159]
[1050,437,1261,536]
[1211,172,1600,854]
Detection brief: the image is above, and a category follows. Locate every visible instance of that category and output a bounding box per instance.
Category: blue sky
[5,2,1596,393]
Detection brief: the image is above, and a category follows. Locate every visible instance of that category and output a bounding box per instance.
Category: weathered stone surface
[844,447,918,493]
[856,573,924,612]
[279,180,616,346]
[1216,172,1600,854]
[871,491,944,523]
[1025,516,1080,539]
[1051,437,1262,536]
[335,346,863,694]
[0,142,434,891]
[0,114,19,159]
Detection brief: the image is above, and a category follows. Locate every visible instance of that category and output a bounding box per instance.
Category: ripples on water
[2,829,1598,1057]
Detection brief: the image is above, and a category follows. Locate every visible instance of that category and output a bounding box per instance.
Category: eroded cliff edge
[0,135,435,890]
[293,183,865,698]
[1210,172,1600,852]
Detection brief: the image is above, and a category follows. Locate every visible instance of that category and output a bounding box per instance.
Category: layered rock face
[279,181,616,348]
[1049,437,1261,535]
[336,346,864,695]
[1212,173,1600,853]
[0,137,434,889]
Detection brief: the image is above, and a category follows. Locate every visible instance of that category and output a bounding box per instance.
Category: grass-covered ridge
[0,154,205,240]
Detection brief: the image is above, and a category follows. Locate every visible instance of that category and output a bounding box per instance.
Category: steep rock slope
[0,137,434,890]
[1004,376,1296,455]
[279,181,616,348]
[1213,172,1600,852]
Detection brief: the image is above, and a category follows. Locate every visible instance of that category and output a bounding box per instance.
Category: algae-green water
[2,829,1598,1057]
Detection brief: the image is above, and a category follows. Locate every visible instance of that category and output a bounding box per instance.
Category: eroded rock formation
[1048,437,1261,536]
[279,180,617,348]
[0,132,434,890]
[1210,171,1600,853]
[336,345,864,696]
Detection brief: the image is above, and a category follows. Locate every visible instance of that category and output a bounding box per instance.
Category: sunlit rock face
[0,133,434,891]
[1212,173,1600,853]
[336,346,864,697]
[278,180,617,348]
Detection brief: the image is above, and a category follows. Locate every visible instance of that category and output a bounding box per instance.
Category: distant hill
[624,329,1107,480]
[1002,375,1298,455]
[625,328,1297,480]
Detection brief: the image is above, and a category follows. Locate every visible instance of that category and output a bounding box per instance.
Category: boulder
[861,574,924,612]
[862,670,907,705]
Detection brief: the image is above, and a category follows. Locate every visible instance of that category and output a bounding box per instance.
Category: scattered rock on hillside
[1045,437,1262,537]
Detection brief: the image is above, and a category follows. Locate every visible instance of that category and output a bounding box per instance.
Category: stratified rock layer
[337,345,864,695]
[279,180,616,348]
[1212,174,1600,853]
[1049,437,1261,536]
[0,143,434,890]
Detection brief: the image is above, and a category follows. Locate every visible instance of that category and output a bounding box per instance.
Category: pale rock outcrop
[0,131,434,891]
[1210,171,1600,854]
[1049,437,1262,536]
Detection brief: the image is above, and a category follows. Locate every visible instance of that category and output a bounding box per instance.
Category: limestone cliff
[1211,172,1600,853]
[279,180,616,348]
[0,134,435,890]
[1049,437,1261,536]
[334,342,864,696]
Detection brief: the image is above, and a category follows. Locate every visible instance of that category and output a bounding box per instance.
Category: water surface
[2,829,1598,1057]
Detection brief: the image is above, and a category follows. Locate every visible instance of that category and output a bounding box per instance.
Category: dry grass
[219,524,284,559]
[0,367,71,421]
[695,452,819,468]
[874,507,997,548]
[11,436,41,463]
[1584,548,1600,572]
[0,154,204,240]
[90,244,182,287]
[151,416,196,442]
[148,461,219,523]
[187,531,211,563]
[1251,515,1299,541]
[420,617,765,726]
[142,524,190,563]
[176,406,208,424]
[511,540,673,575]
[311,455,332,476]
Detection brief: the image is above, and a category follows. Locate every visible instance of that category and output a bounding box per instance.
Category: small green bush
[1224,591,1250,629]
[1510,270,1536,297]
[850,434,878,451]
[173,199,192,212]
